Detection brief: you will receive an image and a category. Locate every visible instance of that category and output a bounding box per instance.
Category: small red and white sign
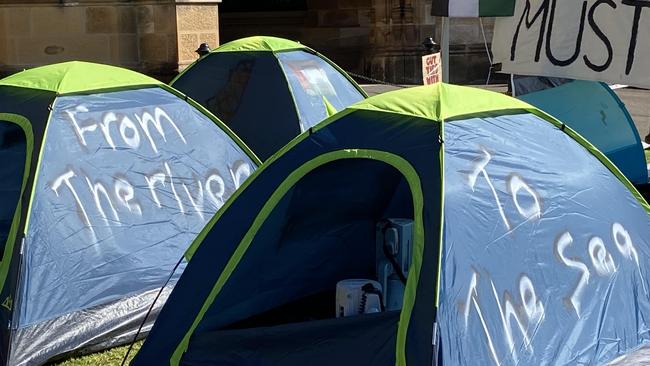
[422,52,442,85]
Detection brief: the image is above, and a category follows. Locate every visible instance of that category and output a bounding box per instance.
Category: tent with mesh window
[133,84,650,366]
[0,61,260,365]
[170,36,367,161]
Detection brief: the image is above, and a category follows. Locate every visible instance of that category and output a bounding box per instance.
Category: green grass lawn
[52,341,142,366]
[645,149,650,164]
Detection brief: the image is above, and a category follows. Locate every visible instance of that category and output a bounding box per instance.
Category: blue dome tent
[0,62,260,365]
[170,36,366,161]
[134,84,650,366]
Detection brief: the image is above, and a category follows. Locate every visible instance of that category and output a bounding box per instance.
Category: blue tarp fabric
[21,87,255,326]
[134,85,650,366]
[10,87,256,365]
[440,113,650,365]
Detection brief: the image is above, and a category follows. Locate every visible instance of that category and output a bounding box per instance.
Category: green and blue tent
[171,36,367,161]
[512,77,648,184]
[0,61,260,365]
[133,84,650,365]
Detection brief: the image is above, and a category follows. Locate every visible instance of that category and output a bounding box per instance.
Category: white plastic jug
[335,279,383,317]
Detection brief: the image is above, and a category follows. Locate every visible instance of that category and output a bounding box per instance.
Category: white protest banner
[422,52,442,85]
[491,0,650,88]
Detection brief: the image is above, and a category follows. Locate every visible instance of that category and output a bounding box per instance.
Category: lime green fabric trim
[23,100,57,234]
[171,36,367,99]
[212,36,305,53]
[322,96,337,117]
[185,107,417,259]
[0,113,33,295]
[160,85,262,166]
[0,61,162,94]
[349,83,531,122]
[172,149,424,366]
[184,109,357,261]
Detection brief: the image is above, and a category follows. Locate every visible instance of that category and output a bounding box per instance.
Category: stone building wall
[0,0,220,78]
[362,0,497,84]
[220,0,498,84]
[175,2,219,70]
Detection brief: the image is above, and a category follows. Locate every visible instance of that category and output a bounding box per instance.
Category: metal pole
[441,17,450,83]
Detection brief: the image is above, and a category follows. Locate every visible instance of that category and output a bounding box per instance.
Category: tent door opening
[184,158,421,365]
[0,120,27,257]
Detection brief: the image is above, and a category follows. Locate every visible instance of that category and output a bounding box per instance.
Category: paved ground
[361,84,650,141]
